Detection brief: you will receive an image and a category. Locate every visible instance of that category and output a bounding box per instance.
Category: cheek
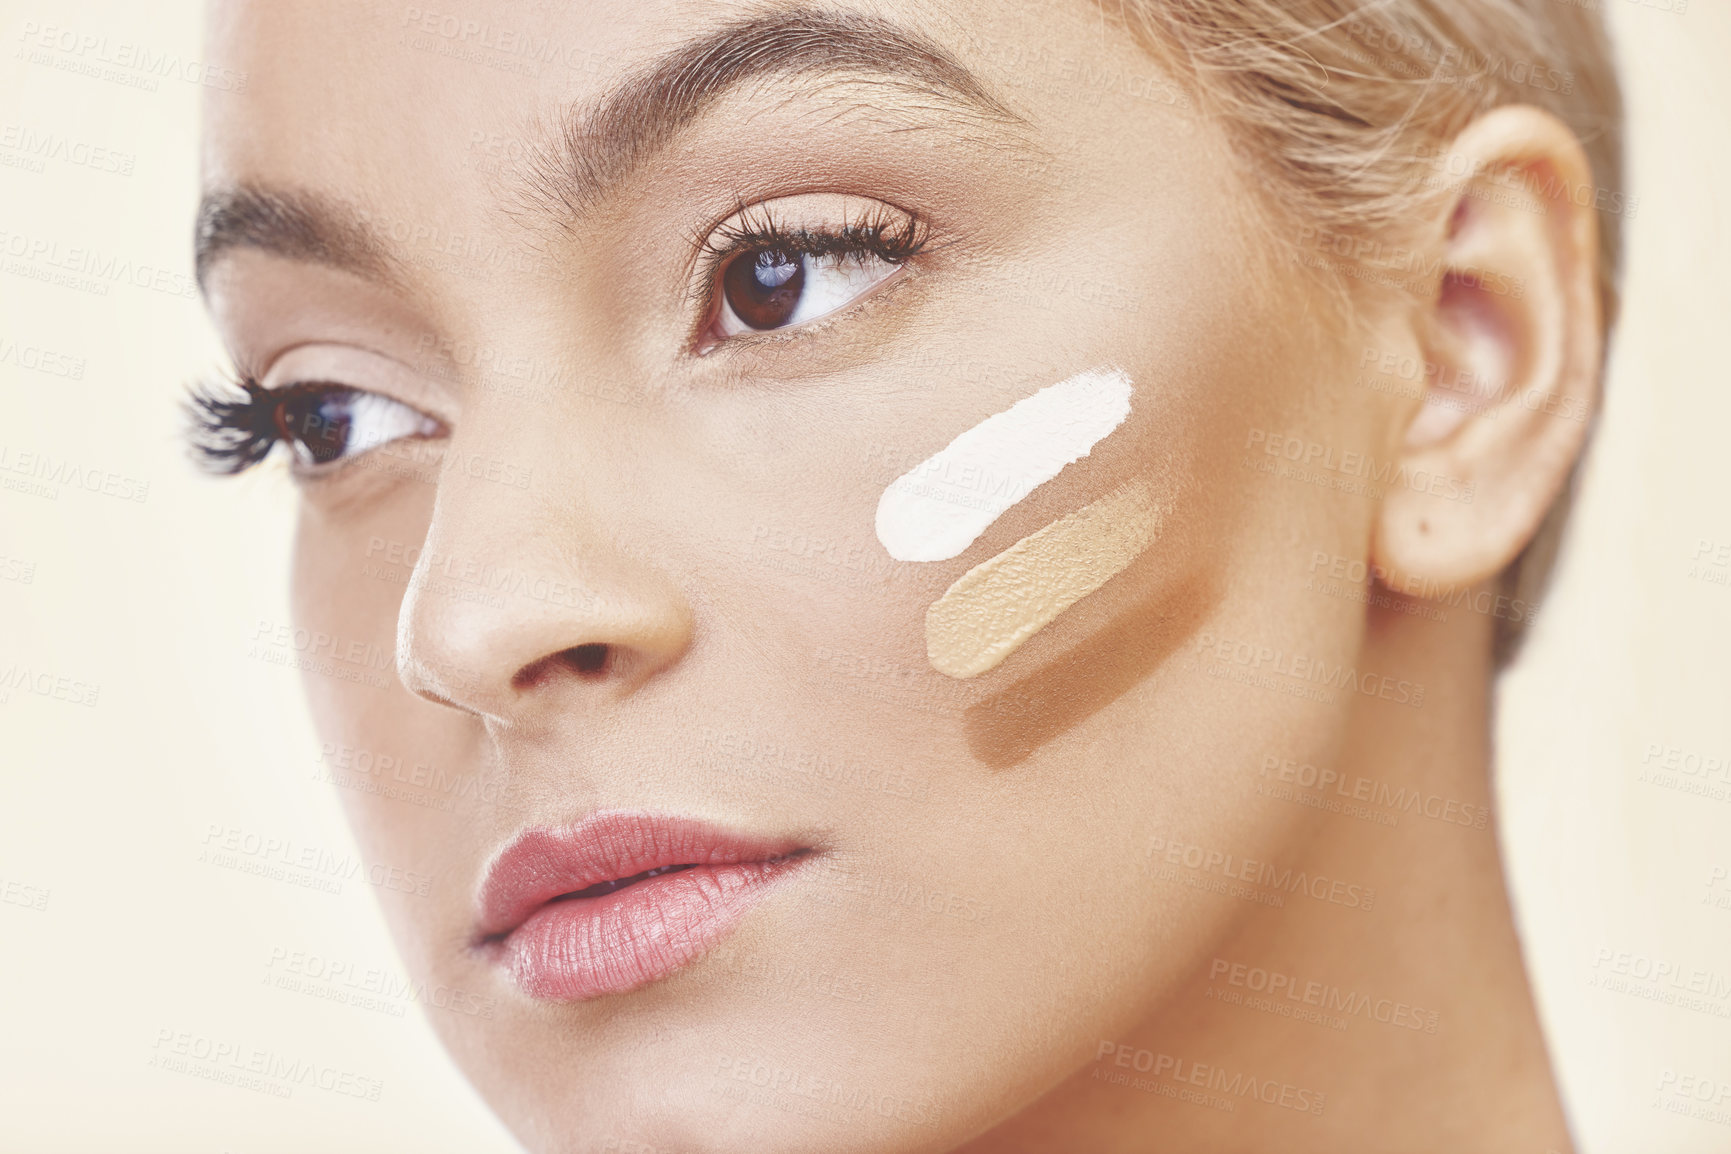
[1109,318,1393,908]
[288,481,487,960]
[891,279,1382,985]
[288,480,433,750]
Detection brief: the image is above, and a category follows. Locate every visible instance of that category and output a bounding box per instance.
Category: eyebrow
[194,6,1020,287]
[195,186,395,288]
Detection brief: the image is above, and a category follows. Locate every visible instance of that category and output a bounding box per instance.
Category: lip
[474,811,813,1002]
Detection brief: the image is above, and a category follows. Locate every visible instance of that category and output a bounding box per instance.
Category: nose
[395,447,694,726]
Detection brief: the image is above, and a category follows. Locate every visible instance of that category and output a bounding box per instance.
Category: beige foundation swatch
[926,479,1162,679]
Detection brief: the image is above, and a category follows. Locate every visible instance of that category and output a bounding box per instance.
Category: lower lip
[498,857,804,1001]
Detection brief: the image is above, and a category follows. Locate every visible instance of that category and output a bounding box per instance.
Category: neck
[972,583,1573,1153]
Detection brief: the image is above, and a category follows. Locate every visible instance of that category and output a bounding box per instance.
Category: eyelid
[259,342,450,426]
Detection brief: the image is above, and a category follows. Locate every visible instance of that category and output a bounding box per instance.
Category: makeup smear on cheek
[874,367,1133,563]
[925,480,1160,679]
[965,567,1216,768]
[873,366,1162,680]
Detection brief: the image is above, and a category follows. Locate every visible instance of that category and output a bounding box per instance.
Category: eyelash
[185,373,289,475]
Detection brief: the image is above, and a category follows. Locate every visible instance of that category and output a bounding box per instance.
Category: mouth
[474,812,814,1002]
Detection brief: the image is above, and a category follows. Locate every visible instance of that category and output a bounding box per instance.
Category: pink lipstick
[475,812,811,1002]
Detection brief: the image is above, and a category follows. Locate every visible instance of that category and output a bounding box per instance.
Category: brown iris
[272,387,358,465]
[722,247,805,330]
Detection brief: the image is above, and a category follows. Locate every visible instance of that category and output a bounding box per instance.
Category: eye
[698,195,929,345]
[272,385,441,467]
[716,247,901,336]
[186,376,442,476]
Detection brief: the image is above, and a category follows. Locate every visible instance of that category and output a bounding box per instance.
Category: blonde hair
[1101,0,1624,656]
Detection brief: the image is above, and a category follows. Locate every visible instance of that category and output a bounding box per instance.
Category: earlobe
[1370,105,1604,594]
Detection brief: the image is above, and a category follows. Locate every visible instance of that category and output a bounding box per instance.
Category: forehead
[201,0,1142,209]
[200,3,664,229]
[208,0,693,145]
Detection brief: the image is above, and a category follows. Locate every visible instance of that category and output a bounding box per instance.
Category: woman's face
[201,1,1400,1149]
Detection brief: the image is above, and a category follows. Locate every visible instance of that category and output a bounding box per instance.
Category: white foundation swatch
[875,367,1133,563]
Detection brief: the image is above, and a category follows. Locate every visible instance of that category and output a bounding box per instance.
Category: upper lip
[474,811,813,943]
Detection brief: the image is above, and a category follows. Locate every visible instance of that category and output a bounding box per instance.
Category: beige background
[0,1,1726,1150]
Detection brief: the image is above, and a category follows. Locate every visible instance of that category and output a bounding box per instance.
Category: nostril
[509,643,611,690]
[566,643,609,676]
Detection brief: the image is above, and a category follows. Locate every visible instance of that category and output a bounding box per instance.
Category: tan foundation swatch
[926,479,1162,679]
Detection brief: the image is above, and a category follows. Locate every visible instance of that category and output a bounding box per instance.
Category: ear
[1370,105,1604,593]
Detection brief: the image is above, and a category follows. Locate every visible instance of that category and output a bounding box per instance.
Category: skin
[199,1,1604,1150]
